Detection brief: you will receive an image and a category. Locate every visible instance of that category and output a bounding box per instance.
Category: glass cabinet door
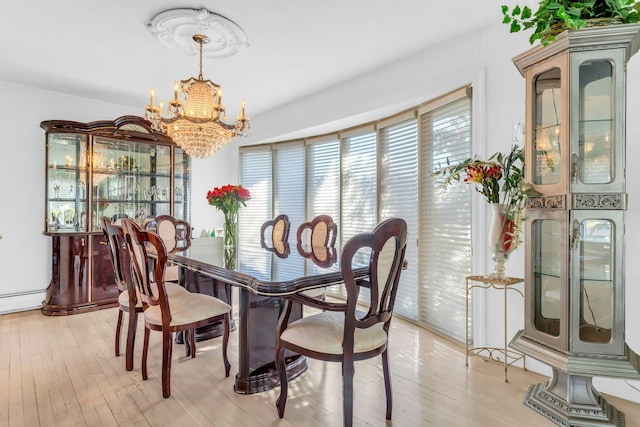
[525,210,569,351]
[91,138,173,231]
[173,147,190,221]
[571,49,625,193]
[533,67,563,186]
[46,133,88,232]
[570,210,624,355]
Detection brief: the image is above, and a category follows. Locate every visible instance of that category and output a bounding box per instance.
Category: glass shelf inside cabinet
[173,147,189,219]
[579,60,614,185]
[47,133,88,232]
[91,138,173,231]
[533,67,562,186]
[532,219,562,338]
[578,218,613,343]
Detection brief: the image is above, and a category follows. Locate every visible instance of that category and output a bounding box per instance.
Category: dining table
[165,237,366,395]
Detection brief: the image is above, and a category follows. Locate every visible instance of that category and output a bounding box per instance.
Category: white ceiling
[0,1,506,119]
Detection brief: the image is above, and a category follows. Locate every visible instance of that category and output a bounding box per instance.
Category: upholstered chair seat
[143,293,230,328]
[117,281,189,309]
[280,311,386,354]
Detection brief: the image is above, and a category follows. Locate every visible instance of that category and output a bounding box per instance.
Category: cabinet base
[523,379,624,427]
[41,299,118,316]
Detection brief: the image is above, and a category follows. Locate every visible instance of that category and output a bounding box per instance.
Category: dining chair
[297,215,337,301]
[145,215,192,285]
[260,214,290,248]
[296,214,337,247]
[275,218,408,426]
[121,219,231,398]
[101,217,190,372]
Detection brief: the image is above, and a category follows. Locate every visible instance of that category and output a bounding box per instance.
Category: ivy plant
[502,0,640,45]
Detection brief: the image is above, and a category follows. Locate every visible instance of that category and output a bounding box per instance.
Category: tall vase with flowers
[206,184,251,269]
[433,145,534,279]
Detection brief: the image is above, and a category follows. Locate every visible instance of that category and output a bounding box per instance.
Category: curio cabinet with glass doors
[42,116,190,315]
[509,25,640,427]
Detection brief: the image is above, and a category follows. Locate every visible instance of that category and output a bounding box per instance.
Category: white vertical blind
[419,96,472,342]
[239,148,272,280]
[341,130,377,242]
[306,138,341,275]
[307,139,341,223]
[273,143,306,280]
[379,118,419,320]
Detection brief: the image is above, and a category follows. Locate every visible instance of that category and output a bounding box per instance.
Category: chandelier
[144,34,250,159]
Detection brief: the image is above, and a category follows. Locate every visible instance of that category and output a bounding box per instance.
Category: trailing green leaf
[501,0,640,45]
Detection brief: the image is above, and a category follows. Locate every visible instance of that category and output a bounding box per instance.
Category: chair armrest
[288,292,347,312]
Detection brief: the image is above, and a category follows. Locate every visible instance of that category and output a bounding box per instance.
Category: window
[419,94,473,342]
[341,128,378,242]
[239,148,272,280]
[379,115,419,320]
[239,87,472,344]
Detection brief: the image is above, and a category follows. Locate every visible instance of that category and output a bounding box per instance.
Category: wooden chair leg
[194,272,201,293]
[162,330,173,398]
[125,310,138,371]
[189,330,196,359]
[342,358,355,427]
[275,346,288,418]
[115,308,124,357]
[184,330,190,357]
[142,327,150,380]
[382,349,392,420]
[222,313,231,377]
[224,282,232,305]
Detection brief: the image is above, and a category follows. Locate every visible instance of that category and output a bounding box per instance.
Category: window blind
[273,143,305,280]
[341,130,377,242]
[307,138,341,222]
[379,118,419,320]
[419,96,472,343]
[237,86,473,345]
[239,149,273,280]
[307,138,341,274]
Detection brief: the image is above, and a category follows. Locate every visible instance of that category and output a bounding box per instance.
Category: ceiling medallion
[148,8,249,59]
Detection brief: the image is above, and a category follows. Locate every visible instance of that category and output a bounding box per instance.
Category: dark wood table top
[167,238,367,296]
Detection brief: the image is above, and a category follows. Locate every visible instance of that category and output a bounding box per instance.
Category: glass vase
[223,212,237,270]
[224,212,237,249]
[487,203,516,279]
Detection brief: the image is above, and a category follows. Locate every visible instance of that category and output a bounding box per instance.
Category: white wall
[0,81,133,312]
[2,20,640,403]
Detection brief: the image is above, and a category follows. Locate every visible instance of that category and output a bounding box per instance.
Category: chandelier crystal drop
[144,34,250,159]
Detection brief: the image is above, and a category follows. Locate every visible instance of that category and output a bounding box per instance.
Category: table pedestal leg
[233,288,307,394]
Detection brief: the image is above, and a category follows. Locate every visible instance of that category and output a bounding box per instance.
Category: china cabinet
[509,25,640,426]
[42,116,190,315]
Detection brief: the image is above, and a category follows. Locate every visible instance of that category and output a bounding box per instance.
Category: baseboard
[0,290,45,314]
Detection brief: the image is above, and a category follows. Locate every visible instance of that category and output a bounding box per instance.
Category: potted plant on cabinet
[501,0,640,45]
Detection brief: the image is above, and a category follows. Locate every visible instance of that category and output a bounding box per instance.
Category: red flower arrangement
[206,184,251,215]
[433,145,530,250]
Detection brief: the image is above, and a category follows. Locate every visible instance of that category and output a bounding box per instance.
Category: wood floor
[2,300,640,427]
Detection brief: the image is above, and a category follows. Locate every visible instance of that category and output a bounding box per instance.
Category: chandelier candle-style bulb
[142,33,250,159]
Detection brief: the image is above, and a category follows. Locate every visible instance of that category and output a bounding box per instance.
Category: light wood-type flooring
[2,296,640,426]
